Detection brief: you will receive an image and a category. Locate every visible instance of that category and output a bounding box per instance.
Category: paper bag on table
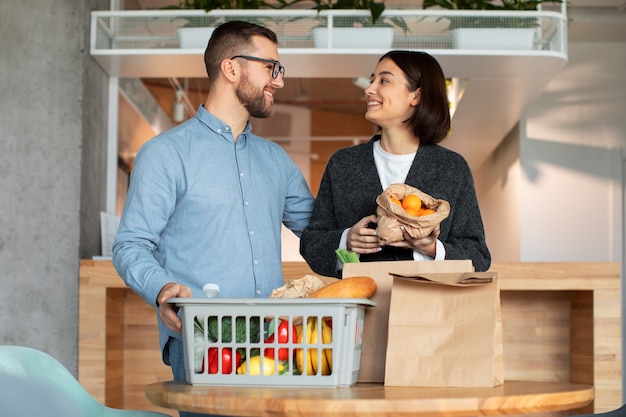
[343,260,474,383]
[384,271,503,387]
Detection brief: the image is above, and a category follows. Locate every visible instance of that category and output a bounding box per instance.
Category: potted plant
[165,0,409,50]
[306,0,387,26]
[296,0,409,49]
[164,0,297,48]
[422,0,562,50]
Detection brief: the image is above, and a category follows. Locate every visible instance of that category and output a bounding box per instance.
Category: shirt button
[245,201,249,206]
[254,260,259,265]
[256,290,262,295]
[240,172,244,177]
[250,230,255,236]
[217,129,222,134]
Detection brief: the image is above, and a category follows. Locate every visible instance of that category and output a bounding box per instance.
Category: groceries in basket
[375,183,450,243]
[191,277,376,378]
[271,275,377,299]
[173,297,374,387]
[193,315,293,376]
[296,316,333,375]
[307,276,377,299]
[191,310,337,377]
[269,274,327,298]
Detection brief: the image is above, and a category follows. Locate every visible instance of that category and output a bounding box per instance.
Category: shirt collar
[194,104,253,138]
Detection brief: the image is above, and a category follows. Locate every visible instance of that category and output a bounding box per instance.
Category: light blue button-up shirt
[112,105,314,352]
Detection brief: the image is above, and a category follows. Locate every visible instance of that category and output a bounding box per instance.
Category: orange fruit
[401,194,422,212]
[419,208,435,216]
[405,207,421,217]
[390,197,402,206]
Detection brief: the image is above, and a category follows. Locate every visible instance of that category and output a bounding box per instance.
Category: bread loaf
[307,276,377,299]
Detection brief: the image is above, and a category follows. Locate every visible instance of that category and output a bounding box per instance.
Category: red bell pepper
[264,319,296,362]
[203,347,241,374]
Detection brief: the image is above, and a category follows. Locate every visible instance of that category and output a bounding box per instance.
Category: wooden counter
[145,380,594,417]
[78,260,622,416]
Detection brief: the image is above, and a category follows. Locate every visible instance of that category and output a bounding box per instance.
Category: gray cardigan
[299,137,491,277]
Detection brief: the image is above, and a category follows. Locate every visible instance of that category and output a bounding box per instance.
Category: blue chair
[0,345,170,417]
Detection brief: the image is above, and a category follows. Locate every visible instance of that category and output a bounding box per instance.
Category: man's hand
[157,283,192,333]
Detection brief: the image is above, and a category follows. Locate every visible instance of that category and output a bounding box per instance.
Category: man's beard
[236,73,274,119]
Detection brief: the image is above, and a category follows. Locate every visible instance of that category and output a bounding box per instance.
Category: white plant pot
[312,27,395,49]
[452,28,536,51]
[176,27,216,49]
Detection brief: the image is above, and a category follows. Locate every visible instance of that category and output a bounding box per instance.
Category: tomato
[264,319,296,362]
[203,347,241,374]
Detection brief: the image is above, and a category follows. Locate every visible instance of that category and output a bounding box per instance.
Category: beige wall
[520,42,626,263]
[475,127,522,262]
[467,42,626,264]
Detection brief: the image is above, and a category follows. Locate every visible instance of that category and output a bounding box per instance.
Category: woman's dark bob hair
[378,50,451,144]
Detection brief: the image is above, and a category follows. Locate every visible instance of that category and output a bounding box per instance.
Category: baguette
[307,276,377,299]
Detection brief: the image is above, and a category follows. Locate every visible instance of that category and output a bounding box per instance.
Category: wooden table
[145,380,594,417]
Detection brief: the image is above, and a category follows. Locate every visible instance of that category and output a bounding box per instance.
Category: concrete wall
[0,1,108,374]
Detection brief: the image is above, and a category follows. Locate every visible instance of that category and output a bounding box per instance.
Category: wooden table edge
[145,380,595,417]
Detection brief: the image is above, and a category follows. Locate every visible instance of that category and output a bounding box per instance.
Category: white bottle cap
[202,283,220,298]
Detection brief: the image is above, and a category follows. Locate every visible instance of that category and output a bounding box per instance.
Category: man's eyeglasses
[231,55,285,79]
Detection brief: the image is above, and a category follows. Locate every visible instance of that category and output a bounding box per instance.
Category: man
[113,21,314,417]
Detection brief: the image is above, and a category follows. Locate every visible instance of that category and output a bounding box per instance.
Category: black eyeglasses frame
[230,55,285,79]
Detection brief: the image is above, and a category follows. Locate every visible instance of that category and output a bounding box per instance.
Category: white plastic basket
[169,298,375,387]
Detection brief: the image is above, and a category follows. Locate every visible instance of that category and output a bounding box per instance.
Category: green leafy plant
[165,0,291,12]
[163,0,409,39]
[163,0,299,27]
[423,0,562,30]
[293,0,408,33]
[304,0,385,25]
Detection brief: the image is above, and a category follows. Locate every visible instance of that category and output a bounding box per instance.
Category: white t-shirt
[373,140,416,190]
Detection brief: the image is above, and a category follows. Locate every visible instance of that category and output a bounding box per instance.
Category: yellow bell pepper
[236,355,286,376]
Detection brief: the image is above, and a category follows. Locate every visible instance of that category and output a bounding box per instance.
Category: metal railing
[91,8,567,55]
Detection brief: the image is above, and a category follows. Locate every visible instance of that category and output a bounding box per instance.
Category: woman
[300,50,491,277]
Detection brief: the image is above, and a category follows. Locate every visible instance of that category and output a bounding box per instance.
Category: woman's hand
[157,282,192,333]
[346,214,381,254]
[387,224,441,258]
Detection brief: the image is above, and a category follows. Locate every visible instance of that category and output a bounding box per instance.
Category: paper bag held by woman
[375,183,450,243]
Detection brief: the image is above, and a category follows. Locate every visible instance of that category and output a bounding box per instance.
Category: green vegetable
[335,248,360,264]
[208,316,261,343]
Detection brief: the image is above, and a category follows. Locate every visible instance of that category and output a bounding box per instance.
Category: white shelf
[91,9,567,77]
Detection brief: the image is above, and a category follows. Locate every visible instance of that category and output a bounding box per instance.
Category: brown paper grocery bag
[384,272,503,387]
[343,260,474,382]
[375,183,450,243]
